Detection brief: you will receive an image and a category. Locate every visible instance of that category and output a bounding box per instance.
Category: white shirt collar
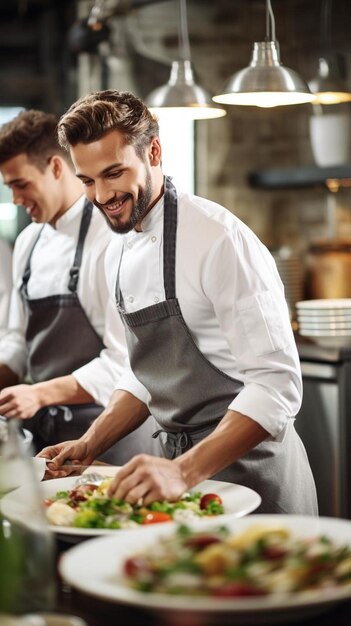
[140,194,164,232]
[122,194,164,243]
[55,195,87,231]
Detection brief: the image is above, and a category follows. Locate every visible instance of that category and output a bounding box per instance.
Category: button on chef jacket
[0,195,128,407]
[106,185,302,439]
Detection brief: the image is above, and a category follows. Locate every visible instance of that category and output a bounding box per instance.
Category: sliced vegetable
[142,511,173,524]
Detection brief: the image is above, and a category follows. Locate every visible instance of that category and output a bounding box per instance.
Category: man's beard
[97,168,153,235]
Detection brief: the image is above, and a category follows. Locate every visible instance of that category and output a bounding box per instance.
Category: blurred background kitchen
[1,0,351,518]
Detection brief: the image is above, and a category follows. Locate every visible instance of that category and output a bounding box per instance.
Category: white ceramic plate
[59,515,351,624]
[297,299,351,310]
[298,335,351,348]
[1,476,261,538]
[12,614,87,626]
[297,311,351,319]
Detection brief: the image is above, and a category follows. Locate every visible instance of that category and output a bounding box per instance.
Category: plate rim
[1,475,261,538]
[58,514,351,615]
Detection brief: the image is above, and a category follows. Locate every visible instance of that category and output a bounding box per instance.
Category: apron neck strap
[21,225,46,297]
[115,176,178,310]
[68,199,94,293]
[163,175,178,301]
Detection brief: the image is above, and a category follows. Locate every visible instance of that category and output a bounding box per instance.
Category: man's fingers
[37,447,59,461]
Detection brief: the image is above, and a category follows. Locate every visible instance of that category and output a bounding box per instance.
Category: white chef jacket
[105,183,302,438]
[0,196,128,407]
[0,238,13,340]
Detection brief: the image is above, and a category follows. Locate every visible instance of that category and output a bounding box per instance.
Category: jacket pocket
[236,290,290,356]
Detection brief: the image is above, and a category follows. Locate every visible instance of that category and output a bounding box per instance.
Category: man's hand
[0,384,42,419]
[107,454,188,505]
[38,439,94,478]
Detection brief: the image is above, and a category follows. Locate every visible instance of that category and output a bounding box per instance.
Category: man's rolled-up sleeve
[203,226,302,437]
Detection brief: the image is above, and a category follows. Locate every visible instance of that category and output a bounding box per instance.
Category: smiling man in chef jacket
[39,90,318,515]
[0,108,157,462]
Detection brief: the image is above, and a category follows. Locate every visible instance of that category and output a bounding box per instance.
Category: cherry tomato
[185,534,221,550]
[212,582,266,597]
[43,498,54,507]
[199,493,223,510]
[142,511,172,524]
[262,545,287,560]
[69,484,99,502]
[123,556,153,578]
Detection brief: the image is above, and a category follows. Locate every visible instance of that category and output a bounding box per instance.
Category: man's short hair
[0,109,72,171]
[58,90,159,160]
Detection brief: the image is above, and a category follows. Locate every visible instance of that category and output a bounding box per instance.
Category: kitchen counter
[297,337,351,364]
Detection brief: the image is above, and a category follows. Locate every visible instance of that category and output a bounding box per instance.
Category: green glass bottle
[0,418,56,615]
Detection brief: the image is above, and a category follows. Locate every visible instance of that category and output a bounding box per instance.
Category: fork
[73,472,106,486]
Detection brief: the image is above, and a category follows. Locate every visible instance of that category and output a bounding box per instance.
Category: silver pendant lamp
[309,57,351,105]
[145,0,226,120]
[308,0,351,105]
[213,0,314,108]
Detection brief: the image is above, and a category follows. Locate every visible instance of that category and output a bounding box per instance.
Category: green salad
[123,523,351,596]
[44,479,224,529]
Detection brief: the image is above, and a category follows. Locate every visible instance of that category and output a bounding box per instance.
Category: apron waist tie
[152,429,192,459]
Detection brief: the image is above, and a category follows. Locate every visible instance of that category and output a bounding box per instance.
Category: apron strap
[68,199,94,293]
[20,225,46,297]
[20,199,94,297]
[115,175,179,311]
[152,428,192,459]
[163,176,178,301]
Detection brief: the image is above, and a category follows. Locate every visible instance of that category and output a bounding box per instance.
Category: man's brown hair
[58,90,159,160]
[0,109,71,170]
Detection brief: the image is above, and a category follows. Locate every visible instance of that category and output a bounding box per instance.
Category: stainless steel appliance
[296,342,351,518]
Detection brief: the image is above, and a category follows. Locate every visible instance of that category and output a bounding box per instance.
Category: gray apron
[21,199,157,464]
[116,177,318,514]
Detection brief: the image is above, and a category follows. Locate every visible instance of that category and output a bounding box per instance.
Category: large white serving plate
[297,311,351,320]
[299,326,351,335]
[298,330,351,347]
[297,299,351,311]
[298,315,351,325]
[59,515,351,624]
[1,475,261,539]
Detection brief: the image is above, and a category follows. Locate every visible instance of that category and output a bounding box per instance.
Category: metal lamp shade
[213,41,314,108]
[309,58,351,105]
[146,60,227,120]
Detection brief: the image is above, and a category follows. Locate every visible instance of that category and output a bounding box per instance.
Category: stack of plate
[272,248,304,320]
[297,299,351,347]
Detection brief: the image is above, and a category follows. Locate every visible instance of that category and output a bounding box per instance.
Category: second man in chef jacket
[39,90,318,514]
[0,109,157,461]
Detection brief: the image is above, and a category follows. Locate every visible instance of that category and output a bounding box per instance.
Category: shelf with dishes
[248,164,351,191]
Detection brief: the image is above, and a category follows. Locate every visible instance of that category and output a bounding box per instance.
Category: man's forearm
[175,409,269,488]
[0,364,19,390]
[81,389,150,458]
[34,375,94,408]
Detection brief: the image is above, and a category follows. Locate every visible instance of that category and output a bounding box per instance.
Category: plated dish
[59,515,351,624]
[44,479,226,529]
[1,476,261,538]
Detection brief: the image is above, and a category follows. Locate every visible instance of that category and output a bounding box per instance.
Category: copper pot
[306,239,351,299]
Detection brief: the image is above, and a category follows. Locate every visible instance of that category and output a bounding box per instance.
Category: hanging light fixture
[145,0,226,120]
[308,0,351,105]
[309,57,351,104]
[213,0,314,108]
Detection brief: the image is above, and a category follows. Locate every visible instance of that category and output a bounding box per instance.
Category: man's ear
[149,137,162,166]
[49,155,63,179]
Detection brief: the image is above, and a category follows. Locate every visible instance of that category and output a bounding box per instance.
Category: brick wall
[105,0,351,267]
